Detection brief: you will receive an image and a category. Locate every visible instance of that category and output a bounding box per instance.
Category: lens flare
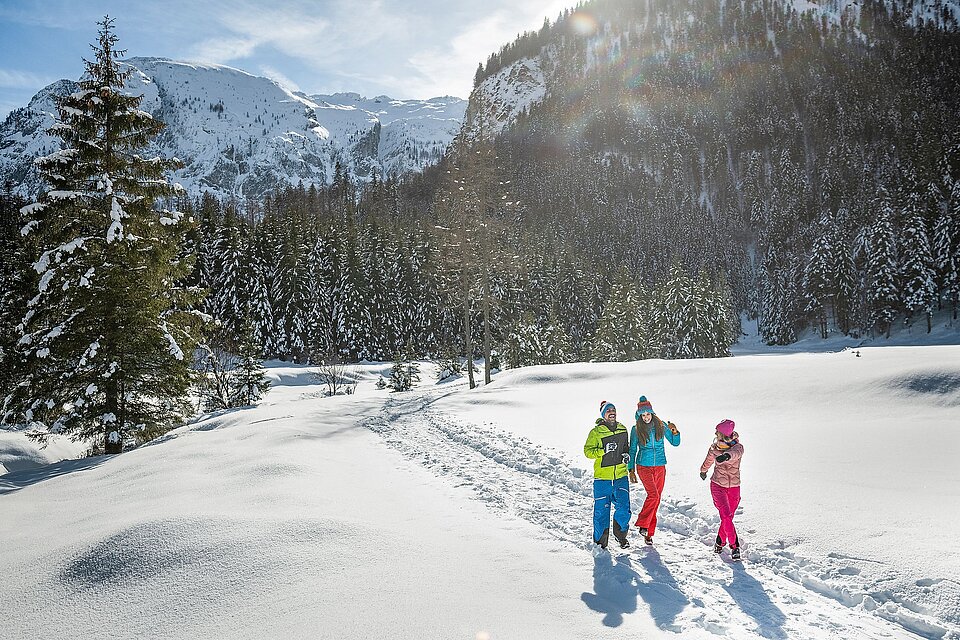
[570,11,599,37]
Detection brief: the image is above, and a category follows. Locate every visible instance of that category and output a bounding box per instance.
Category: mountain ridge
[0,56,466,201]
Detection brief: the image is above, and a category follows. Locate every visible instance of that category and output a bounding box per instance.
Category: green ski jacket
[583,419,630,480]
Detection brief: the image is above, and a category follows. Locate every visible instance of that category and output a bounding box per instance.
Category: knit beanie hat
[600,401,616,419]
[636,396,653,416]
[716,419,735,437]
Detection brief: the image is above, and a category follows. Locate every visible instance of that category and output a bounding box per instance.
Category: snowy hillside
[471,57,546,135]
[2,347,959,639]
[0,58,466,201]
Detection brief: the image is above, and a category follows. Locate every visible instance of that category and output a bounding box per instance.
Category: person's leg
[593,479,614,546]
[646,466,666,536]
[612,475,631,540]
[710,481,735,545]
[727,485,741,548]
[635,466,660,531]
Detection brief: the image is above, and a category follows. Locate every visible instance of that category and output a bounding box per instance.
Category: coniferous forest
[2,0,960,447]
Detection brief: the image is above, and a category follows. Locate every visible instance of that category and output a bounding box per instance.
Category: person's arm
[716,442,743,464]
[584,427,603,459]
[700,447,717,478]
[628,426,638,482]
[665,420,681,446]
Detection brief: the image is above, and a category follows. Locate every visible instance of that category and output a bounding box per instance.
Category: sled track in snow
[371,390,959,640]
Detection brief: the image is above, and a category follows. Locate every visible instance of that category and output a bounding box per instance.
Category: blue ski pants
[592,476,631,543]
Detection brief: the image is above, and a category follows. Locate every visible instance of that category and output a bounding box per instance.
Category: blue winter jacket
[629,417,681,468]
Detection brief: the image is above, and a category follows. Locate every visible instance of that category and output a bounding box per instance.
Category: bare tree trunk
[104,376,122,454]
[483,266,491,385]
[463,264,475,390]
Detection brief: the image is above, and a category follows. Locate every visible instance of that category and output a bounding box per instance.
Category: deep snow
[2,346,959,639]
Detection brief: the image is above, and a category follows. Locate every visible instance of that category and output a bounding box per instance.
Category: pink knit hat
[716,419,736,437]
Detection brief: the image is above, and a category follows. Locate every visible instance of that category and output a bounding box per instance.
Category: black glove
[716,453,731,463]
[699,472,707,480]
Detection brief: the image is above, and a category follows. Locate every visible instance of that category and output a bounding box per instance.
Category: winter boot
[613,521,630,549]
[714,535,723,554]
[731,546,742,562]
[595,528,609,550]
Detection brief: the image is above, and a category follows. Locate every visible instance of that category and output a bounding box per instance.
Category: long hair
[635,414,665,446]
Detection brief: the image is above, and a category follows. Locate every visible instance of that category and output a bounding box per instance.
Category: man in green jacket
[584,401,631,549]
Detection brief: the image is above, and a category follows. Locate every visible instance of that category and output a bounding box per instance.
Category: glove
[629,471,638,484]
[700,472,707,480]
[605,442,618,453]
[668,421,679,435]
[716,453,731,463]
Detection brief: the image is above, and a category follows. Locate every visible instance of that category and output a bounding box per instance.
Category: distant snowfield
[2,347,959,639]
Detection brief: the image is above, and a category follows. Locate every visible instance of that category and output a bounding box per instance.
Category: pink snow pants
[710,481,741,547]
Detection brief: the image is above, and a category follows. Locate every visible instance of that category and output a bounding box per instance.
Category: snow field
[376,346,960,638]
[2,348,959,639]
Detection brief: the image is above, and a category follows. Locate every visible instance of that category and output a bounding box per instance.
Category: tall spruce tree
[1,18,200,450]
[900,206,937,332]
[867,189,901,338]
[589,271,648,361]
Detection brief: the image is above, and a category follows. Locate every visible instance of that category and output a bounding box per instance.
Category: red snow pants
[634,465,666,536]
[710,481,741,547]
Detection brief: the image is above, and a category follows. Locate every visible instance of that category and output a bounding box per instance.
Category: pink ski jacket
[700,432,744,488]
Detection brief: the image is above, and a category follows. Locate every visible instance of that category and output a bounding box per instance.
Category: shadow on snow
[724,563,788,639]
[0,455,107,496]
[581,548,688,629]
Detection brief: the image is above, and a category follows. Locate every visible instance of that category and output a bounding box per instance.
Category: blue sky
[0,0,571,117]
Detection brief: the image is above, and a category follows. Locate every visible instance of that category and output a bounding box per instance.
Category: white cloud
[189,36,260,63]
[402,1,570,99]
[259,65,301,93]
[0,68,53,89]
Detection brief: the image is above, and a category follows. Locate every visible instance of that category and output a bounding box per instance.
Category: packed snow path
[374,385,959,639]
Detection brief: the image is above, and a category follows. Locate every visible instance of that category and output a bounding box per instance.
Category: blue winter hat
[600,401,616,419]
[635,395,654,419]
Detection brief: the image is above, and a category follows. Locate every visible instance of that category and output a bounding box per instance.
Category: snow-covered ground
[2,347,959,639]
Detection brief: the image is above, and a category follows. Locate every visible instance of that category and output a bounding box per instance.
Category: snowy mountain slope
[470,57,546,136]
[3,348,959,639]
[0,58,466,201]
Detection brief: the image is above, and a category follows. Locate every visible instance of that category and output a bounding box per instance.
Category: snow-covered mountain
[0,57,466,201]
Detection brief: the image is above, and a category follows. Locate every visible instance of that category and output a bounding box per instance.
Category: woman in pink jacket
[700,419,744,561]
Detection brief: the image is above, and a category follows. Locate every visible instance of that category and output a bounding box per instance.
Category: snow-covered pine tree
[830,210,858,336]
[539,310,573,365]
[589,271,648,361]
[2,18,201,450]
[388,342,420,392]
[209,206,249,350]
[0,185,31,395]
[651,264,695,358]
[802,219,836,339]
[899,201,936,333]
[933,172,960,320]
[249,212,288,358]
[760,254,800,346]
[303,232,335,361]
[866,188,900,338]
[231,321,270,406]
[700,271,738,358]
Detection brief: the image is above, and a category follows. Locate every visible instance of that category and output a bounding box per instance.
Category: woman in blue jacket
[628,395,680,545]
